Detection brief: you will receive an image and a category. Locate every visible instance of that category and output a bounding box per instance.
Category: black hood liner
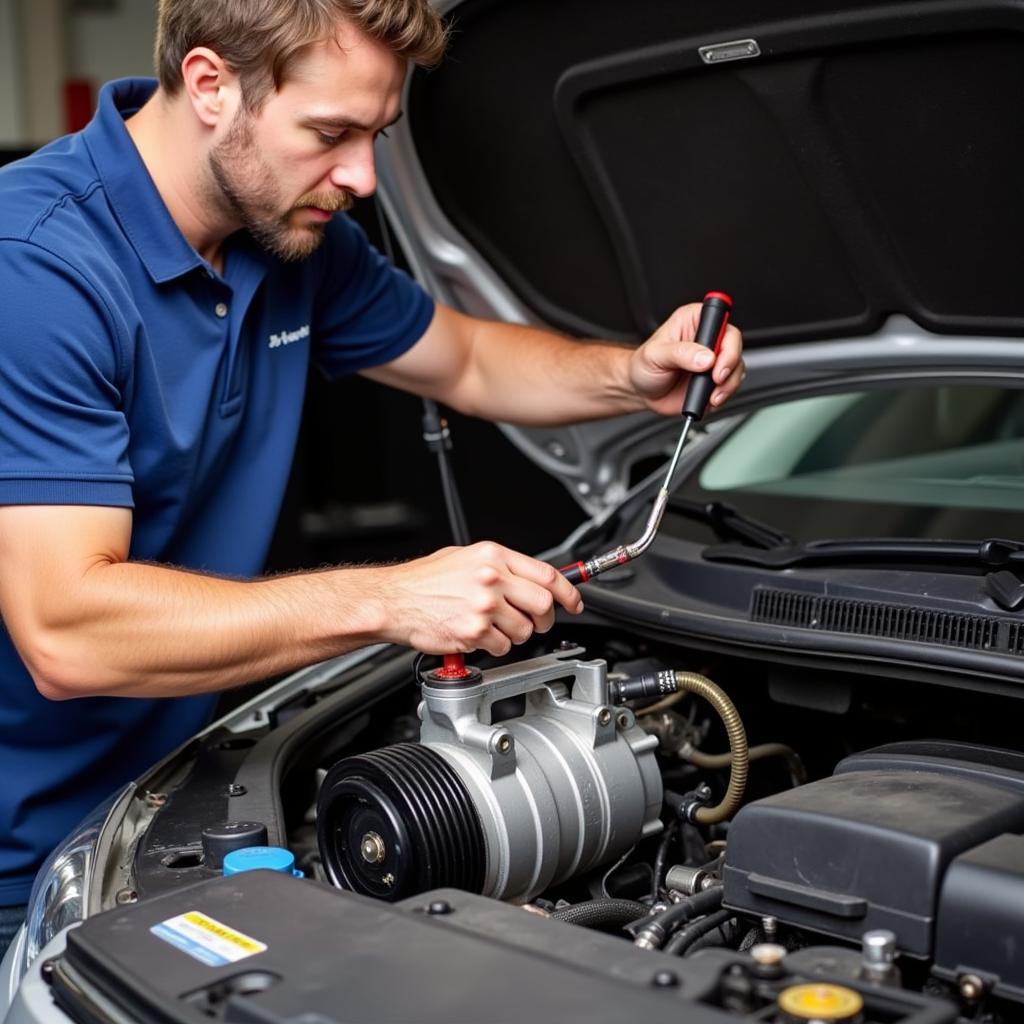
[410,0,1024,346]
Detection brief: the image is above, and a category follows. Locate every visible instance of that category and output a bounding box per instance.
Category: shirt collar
[83,78,208,284]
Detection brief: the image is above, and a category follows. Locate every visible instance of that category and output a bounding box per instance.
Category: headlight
[19,787,127,978]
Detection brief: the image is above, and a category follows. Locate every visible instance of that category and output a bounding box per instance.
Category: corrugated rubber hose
[549,898,649,929]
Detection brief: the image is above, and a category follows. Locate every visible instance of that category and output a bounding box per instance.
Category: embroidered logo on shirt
[268,324,310,349]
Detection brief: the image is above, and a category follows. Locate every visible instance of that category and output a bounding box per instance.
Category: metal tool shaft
[560,292,732,585]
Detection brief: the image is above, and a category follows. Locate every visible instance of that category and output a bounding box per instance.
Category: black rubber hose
[647,885,722,933]
[631,885,723,948]
[664,908,734,956]
[651,820,678,898]
[373,202,472,550]
[683,917,739,955]
[549,898,649,929]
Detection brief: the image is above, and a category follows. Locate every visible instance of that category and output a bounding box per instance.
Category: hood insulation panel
[410,0,1024,346]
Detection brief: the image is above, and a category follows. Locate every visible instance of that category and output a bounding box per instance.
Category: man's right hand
[374,542,584,656]
[0,506,583,700]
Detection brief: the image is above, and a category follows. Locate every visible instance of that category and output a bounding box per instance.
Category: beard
[208,109,353,262]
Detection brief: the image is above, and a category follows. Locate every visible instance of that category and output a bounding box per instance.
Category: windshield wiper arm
[703,536,1024,570]
[670,499,794,549]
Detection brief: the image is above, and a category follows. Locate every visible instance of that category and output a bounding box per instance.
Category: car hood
[376,0,1024,512]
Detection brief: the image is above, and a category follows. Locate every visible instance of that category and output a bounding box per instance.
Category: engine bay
[63,624,1024,1024]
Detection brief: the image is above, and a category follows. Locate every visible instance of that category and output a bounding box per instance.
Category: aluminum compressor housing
[317,648,663,903]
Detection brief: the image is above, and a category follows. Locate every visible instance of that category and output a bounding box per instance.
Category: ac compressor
[317,649,663,902]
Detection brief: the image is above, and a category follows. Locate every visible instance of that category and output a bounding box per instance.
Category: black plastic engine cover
[51,871,738,1024]
[722,750,1024,957]
[933,833,1024,1003]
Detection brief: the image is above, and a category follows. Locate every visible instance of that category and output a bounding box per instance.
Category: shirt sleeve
[309,214,435,379]
[0,239,134,507]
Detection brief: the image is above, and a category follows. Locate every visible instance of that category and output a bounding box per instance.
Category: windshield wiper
[703,536,1024,571]
[670,499,793,549]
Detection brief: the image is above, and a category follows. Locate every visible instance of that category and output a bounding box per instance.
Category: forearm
[451,319,642,425]
[21,560,389,700]
[4,505,584,700]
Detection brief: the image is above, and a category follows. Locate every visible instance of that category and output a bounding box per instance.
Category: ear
[180,47,239,128]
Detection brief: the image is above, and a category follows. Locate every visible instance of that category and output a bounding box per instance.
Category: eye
[315,129,346,146]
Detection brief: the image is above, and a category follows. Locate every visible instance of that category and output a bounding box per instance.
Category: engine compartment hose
[686,742,806,788]
[549,898,650,929]
[663,907,734,956]
[629,885,723,950]
[672,672,748,825]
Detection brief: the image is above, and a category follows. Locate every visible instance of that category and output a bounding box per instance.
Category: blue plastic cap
[222,845,303,878]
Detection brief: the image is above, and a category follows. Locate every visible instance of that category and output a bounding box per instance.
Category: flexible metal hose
[673,672,748,825]
[686,742,806,788]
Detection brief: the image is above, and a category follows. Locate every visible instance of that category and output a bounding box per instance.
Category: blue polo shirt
[0,78,434,903]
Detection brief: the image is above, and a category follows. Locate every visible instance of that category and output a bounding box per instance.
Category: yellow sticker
[151,911,267,966]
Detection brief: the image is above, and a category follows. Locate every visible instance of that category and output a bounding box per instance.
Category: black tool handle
[681,291,732,422]
[559,561,589,585]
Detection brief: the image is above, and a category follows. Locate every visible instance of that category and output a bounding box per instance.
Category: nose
[329,139,377,199]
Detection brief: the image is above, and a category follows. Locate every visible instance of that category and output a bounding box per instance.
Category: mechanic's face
[208,23,405,261]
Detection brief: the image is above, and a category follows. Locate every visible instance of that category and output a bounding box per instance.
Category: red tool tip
[437,653,474,680]
[703,291,733,308]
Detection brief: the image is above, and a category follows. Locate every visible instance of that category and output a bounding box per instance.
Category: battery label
[150,911,267,967]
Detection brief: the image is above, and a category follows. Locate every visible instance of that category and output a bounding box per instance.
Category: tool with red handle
[560,291,732,585]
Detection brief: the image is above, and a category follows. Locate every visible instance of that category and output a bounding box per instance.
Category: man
[0,0,744,942]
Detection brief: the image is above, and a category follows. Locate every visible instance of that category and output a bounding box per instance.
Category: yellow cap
[778,983,864,1021]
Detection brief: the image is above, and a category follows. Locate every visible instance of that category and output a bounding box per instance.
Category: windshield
[670,384,1024,544]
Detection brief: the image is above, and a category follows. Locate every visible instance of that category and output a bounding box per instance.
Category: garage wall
[0,0,23,144]
[2,0,156,148]
[68,0,156,84]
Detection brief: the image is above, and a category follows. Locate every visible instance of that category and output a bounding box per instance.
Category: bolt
[381,872,395,887]
[40,960,56,984]
[556,640,577,651]
[750,943,787,977]
[359,831,386,865]
[959,973,986,1002]
[226,783,247,797]
[546,441,567,459]
[617,712,630,728]
[115,888,138,905]
[577,482,591,495]
[652,970,679,988]
[496,735,513,754]
[862,929,896,972]
[144,791,167,808]
[597,708,612,726]
[761,916,778,940]
[427,900,453,915]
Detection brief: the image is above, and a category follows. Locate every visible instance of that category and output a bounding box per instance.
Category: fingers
[670,317,742,379]
[469,547,581,655]
[398,542,583,658]
[639,306,745,414]
[711,354,745,408]
[502,548,583,614]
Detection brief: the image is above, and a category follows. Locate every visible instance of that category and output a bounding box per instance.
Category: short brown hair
[156,0,447,109]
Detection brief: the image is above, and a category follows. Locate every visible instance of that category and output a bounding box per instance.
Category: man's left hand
[629,302,745,417]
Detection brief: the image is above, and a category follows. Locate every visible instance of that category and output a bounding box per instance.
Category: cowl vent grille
[751,588,1009,653]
